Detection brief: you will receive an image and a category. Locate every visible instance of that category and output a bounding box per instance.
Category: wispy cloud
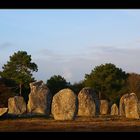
[38,48,54,56]
[37,48,65,61]
[0,42,13,49]
[37,48,83,62]
[88,44,140,56]
[33,44,140,83]
[89,45,125,53]
[62,68,72,82]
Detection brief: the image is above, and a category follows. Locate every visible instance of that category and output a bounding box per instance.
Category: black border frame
[0,0,140,139]
[0,0,140,9]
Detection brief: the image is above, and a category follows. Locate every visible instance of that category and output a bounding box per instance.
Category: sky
[0,9,140,84]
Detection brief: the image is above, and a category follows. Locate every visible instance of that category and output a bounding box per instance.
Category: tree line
[0,50,140,107]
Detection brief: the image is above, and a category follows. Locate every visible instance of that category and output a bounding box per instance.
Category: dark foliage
[70,81,85,95]
[84,63,128,102]
[0,78,16,107]
[0,51,38,103]
[46,75,70,96]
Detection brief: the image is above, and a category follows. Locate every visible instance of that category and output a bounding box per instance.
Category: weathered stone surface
[78,87,97,116]
[111,104,119,116]
[119,94,129,116]
[27,81,52,115]
[138,101,140,115]
[8,96,26,115]
[124,93,139,119]
[51,88,78,120]
[0,108,8,116]
[100,100,109,115]
[119,93,139,119]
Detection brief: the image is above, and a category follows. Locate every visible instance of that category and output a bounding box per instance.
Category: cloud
[38,48,54,56]
[62,68,72,82]
[86,45,140,73]
[0,42,13,49]
[36,48,69,62]
[36,48,86,63]
[87,45,140,59]
[33,45,140,84]
[69,45,140,79]
[88,45,126,54]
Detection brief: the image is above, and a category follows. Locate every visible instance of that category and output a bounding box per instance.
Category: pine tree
[84,63,128,102]
[0,51,38,96]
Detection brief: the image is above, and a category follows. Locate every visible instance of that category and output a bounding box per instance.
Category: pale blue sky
[0,10,140,83]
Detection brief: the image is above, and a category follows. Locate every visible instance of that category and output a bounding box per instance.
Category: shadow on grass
[0,113,53,121]
[0,114,139,122]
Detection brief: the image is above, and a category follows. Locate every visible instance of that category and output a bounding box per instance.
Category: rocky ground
[0,115,140,132]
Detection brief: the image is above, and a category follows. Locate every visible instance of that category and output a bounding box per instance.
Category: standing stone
[111,104,119,115]
[27,81,52,115]
[119,94,129,116]
[51,88,78,120]
[0,108,8,116]
[100,100,109,115]
[8,96,26,115]
[78,87,97,116]
[124,93,139,119]
[138,101,140,115]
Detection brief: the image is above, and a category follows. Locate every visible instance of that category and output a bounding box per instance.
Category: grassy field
[0,115,140,132]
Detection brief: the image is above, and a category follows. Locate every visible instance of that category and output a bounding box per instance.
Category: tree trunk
[99,91,101,100]
[19,83,22,96]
